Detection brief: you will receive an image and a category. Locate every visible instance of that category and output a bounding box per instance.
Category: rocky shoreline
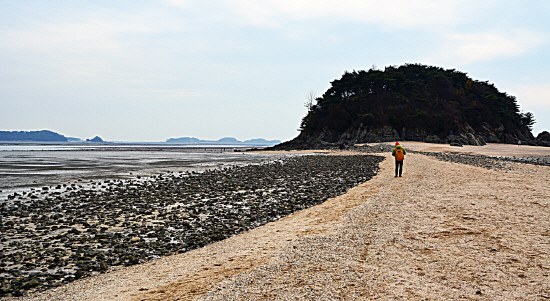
[268,129,550,151]
[413,150,550,170]
[0,154,383,297]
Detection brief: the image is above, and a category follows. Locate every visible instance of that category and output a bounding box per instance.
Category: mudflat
[19,143,550,300]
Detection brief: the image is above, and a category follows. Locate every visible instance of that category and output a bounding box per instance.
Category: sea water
[0,145,282,199]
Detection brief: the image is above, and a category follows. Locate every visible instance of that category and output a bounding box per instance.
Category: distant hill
[166,137,201,144]
[243,138,282,145]
[166,137,281,146]
[273,64,542,149]
[0,131,108,143]
[217,137,239,143]
[0,130,68,142]
[86,136,104,142]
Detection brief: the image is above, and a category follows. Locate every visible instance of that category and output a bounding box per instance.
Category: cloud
[508,84,550,134]
[225,0,468,30]
[3,19,135,54]
[19,23,112,51]
[508,84,550,108]
[138,88,211,99]
[442,30,547,64]
[0,6,185,54]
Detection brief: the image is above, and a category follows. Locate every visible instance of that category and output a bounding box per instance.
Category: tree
[297,64,535,141]
[305,91,317,112]
[520,111,536,130]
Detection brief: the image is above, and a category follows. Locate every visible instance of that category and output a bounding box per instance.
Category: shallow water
[0,147,282,199]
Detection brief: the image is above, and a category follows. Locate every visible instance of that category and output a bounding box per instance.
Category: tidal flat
[0,154,383,296]
[0,147,280,198]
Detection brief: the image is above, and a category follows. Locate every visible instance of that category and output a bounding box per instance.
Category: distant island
[165,137,281,146]
[272,63,549,150]
[0,130,281,146]
[86,136,104,142]
[0,130,68,142]
[0,130,105,143]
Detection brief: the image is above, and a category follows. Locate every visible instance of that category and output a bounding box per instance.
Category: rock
[23,278,40,289]
[1,284,12,294]
[69,228,81,235]
[537,131,550,141]
[99,262,108,270]
[536,131,550,147]
[0,155,385,294]
[424,135,442,143]
[74,270,85,279]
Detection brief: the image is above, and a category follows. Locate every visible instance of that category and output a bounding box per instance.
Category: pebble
[0,154,383,296]
[413,150,550,170]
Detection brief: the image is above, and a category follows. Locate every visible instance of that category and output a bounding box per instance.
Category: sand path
[22,143,550,300]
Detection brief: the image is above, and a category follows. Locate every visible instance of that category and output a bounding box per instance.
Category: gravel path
[7,149,550,300]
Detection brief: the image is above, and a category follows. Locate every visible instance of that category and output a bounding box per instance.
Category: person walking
[392,142,406,177]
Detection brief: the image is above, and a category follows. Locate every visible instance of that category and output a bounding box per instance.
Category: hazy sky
[1,1,549,142]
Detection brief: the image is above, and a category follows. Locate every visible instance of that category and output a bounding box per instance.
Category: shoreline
[0,150,282,198]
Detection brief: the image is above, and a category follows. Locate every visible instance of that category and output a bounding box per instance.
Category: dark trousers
[395,160,403,176]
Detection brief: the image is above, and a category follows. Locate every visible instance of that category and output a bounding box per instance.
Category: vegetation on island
[282,64,540,148]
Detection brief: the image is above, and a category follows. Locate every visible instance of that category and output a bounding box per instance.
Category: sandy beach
[13,142,550,300]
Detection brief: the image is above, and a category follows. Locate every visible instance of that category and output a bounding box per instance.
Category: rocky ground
[0,155,383,297]
[413,150,550,170]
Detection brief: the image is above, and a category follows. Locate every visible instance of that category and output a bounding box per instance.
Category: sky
[1,1,549,142]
